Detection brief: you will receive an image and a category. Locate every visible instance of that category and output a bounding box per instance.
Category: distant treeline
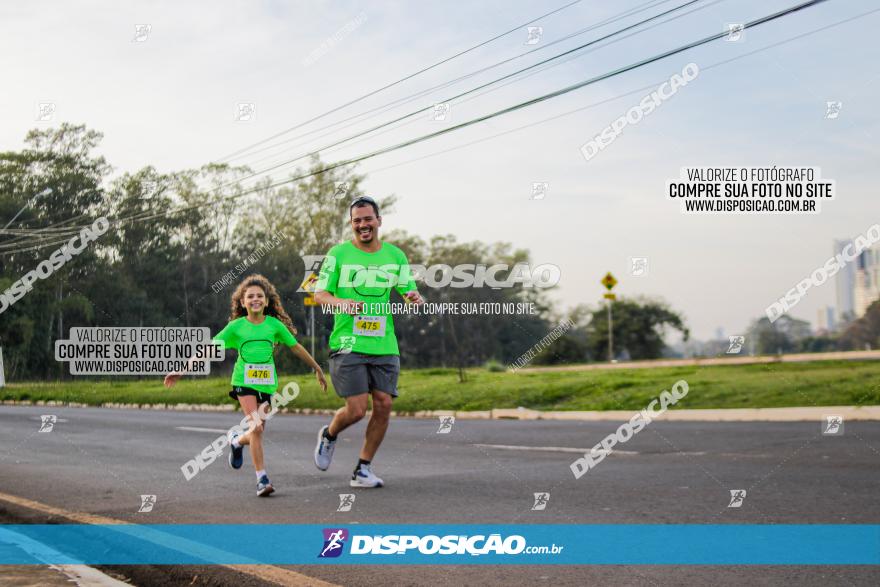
[0,125,578,380]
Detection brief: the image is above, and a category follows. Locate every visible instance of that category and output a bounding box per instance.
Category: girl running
[165,274,327,496]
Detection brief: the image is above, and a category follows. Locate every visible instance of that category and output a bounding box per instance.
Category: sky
[1,0,878,340]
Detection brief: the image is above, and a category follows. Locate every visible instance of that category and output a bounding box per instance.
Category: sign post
[601,272,617,362]
[300,273,319,360]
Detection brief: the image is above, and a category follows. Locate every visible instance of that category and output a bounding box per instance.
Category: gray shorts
[329,351,400,398]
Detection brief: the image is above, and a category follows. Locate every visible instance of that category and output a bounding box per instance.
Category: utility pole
[310,305,315,359]
[607,299,613,362]
[301,268,319,359]
[601,272,618,363]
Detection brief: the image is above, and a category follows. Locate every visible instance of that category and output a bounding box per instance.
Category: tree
[383,232,555,372]
[839,299,880,350]
[0,124,111,378]
[746,315,812,355]
[585,297,689,360]
[533,304,591,365]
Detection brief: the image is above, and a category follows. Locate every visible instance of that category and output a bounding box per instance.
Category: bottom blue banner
[0,524,877,565]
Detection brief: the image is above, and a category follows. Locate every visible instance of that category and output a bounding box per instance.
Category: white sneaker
[314,425,336,471]
[350,463,384,488]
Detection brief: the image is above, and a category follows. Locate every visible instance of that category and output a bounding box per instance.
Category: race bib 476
[244,363,275,385]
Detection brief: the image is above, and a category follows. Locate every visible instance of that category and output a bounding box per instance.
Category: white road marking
[473,444,706,457]
[0,491,340,587]
[0,527,129,585]
[54,564,132,586]
[472,443,639,455]
[175,426,227,433]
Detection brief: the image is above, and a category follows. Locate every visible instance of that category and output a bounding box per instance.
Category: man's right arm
[314,290,363,313]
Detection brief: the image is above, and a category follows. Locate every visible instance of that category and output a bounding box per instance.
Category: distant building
[854,244,880,317]
[816,306,836,333]
[834,239,856,321]
[834,239,880,322]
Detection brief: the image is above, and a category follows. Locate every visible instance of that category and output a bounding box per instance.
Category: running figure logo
[337,494,355,512]
[531,492,550,510]
[334,182,350,200]
[339,336,357,355]
[525,26,543,45]
[725,23,744,42]
[36,103,56,122]
[431,103,450,122]
[822,415,844,435]
[132,24,151,42]
[436,416,455,434]
[319,528,349,558]
[727,335,745,354]
[727,489,746,508]
[141,180,157,197]
[38,415,57,433]
[298,255,325,292]
[138,495,157,513]
[235,103,256,122]
[630,257,648,277]
[530,182,548,200]
[825,101,843,119]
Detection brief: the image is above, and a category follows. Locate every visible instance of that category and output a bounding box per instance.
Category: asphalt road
[0,405,878,586]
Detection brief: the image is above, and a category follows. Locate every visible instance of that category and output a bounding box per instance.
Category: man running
[313,195,423,487]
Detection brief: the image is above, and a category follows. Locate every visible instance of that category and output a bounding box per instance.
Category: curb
[519,349,880,373]
[3,400,879,421]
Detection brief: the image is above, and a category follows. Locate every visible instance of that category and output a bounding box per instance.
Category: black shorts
[328,351,400,398]
[229,386,273,404]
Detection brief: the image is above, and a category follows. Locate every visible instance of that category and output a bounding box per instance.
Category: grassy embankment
[2,360,879,412]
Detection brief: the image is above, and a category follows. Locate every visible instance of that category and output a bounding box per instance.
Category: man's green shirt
[316,241,417,356]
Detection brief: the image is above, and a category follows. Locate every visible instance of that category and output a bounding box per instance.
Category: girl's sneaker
[228,432,244,469]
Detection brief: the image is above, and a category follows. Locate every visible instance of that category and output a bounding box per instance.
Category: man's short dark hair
[349,196,380,217]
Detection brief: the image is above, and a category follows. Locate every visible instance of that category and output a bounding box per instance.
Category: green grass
[3,360,880,413]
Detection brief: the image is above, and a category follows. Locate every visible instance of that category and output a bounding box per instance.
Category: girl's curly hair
[229,274,298,335]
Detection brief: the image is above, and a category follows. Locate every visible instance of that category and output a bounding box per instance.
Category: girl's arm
[164,351,200,387]
[290,343,328,392]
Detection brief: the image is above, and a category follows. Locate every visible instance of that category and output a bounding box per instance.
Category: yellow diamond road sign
[601,272,617,291]
[300,272,318,293]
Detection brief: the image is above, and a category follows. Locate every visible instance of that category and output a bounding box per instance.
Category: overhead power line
[215,0,585,163]
[219,0,707,190]
[362,7,877,178]
[0,0,835,255]
[0,1,697,247]
[223,0,678,168]
[243,0,722,172]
